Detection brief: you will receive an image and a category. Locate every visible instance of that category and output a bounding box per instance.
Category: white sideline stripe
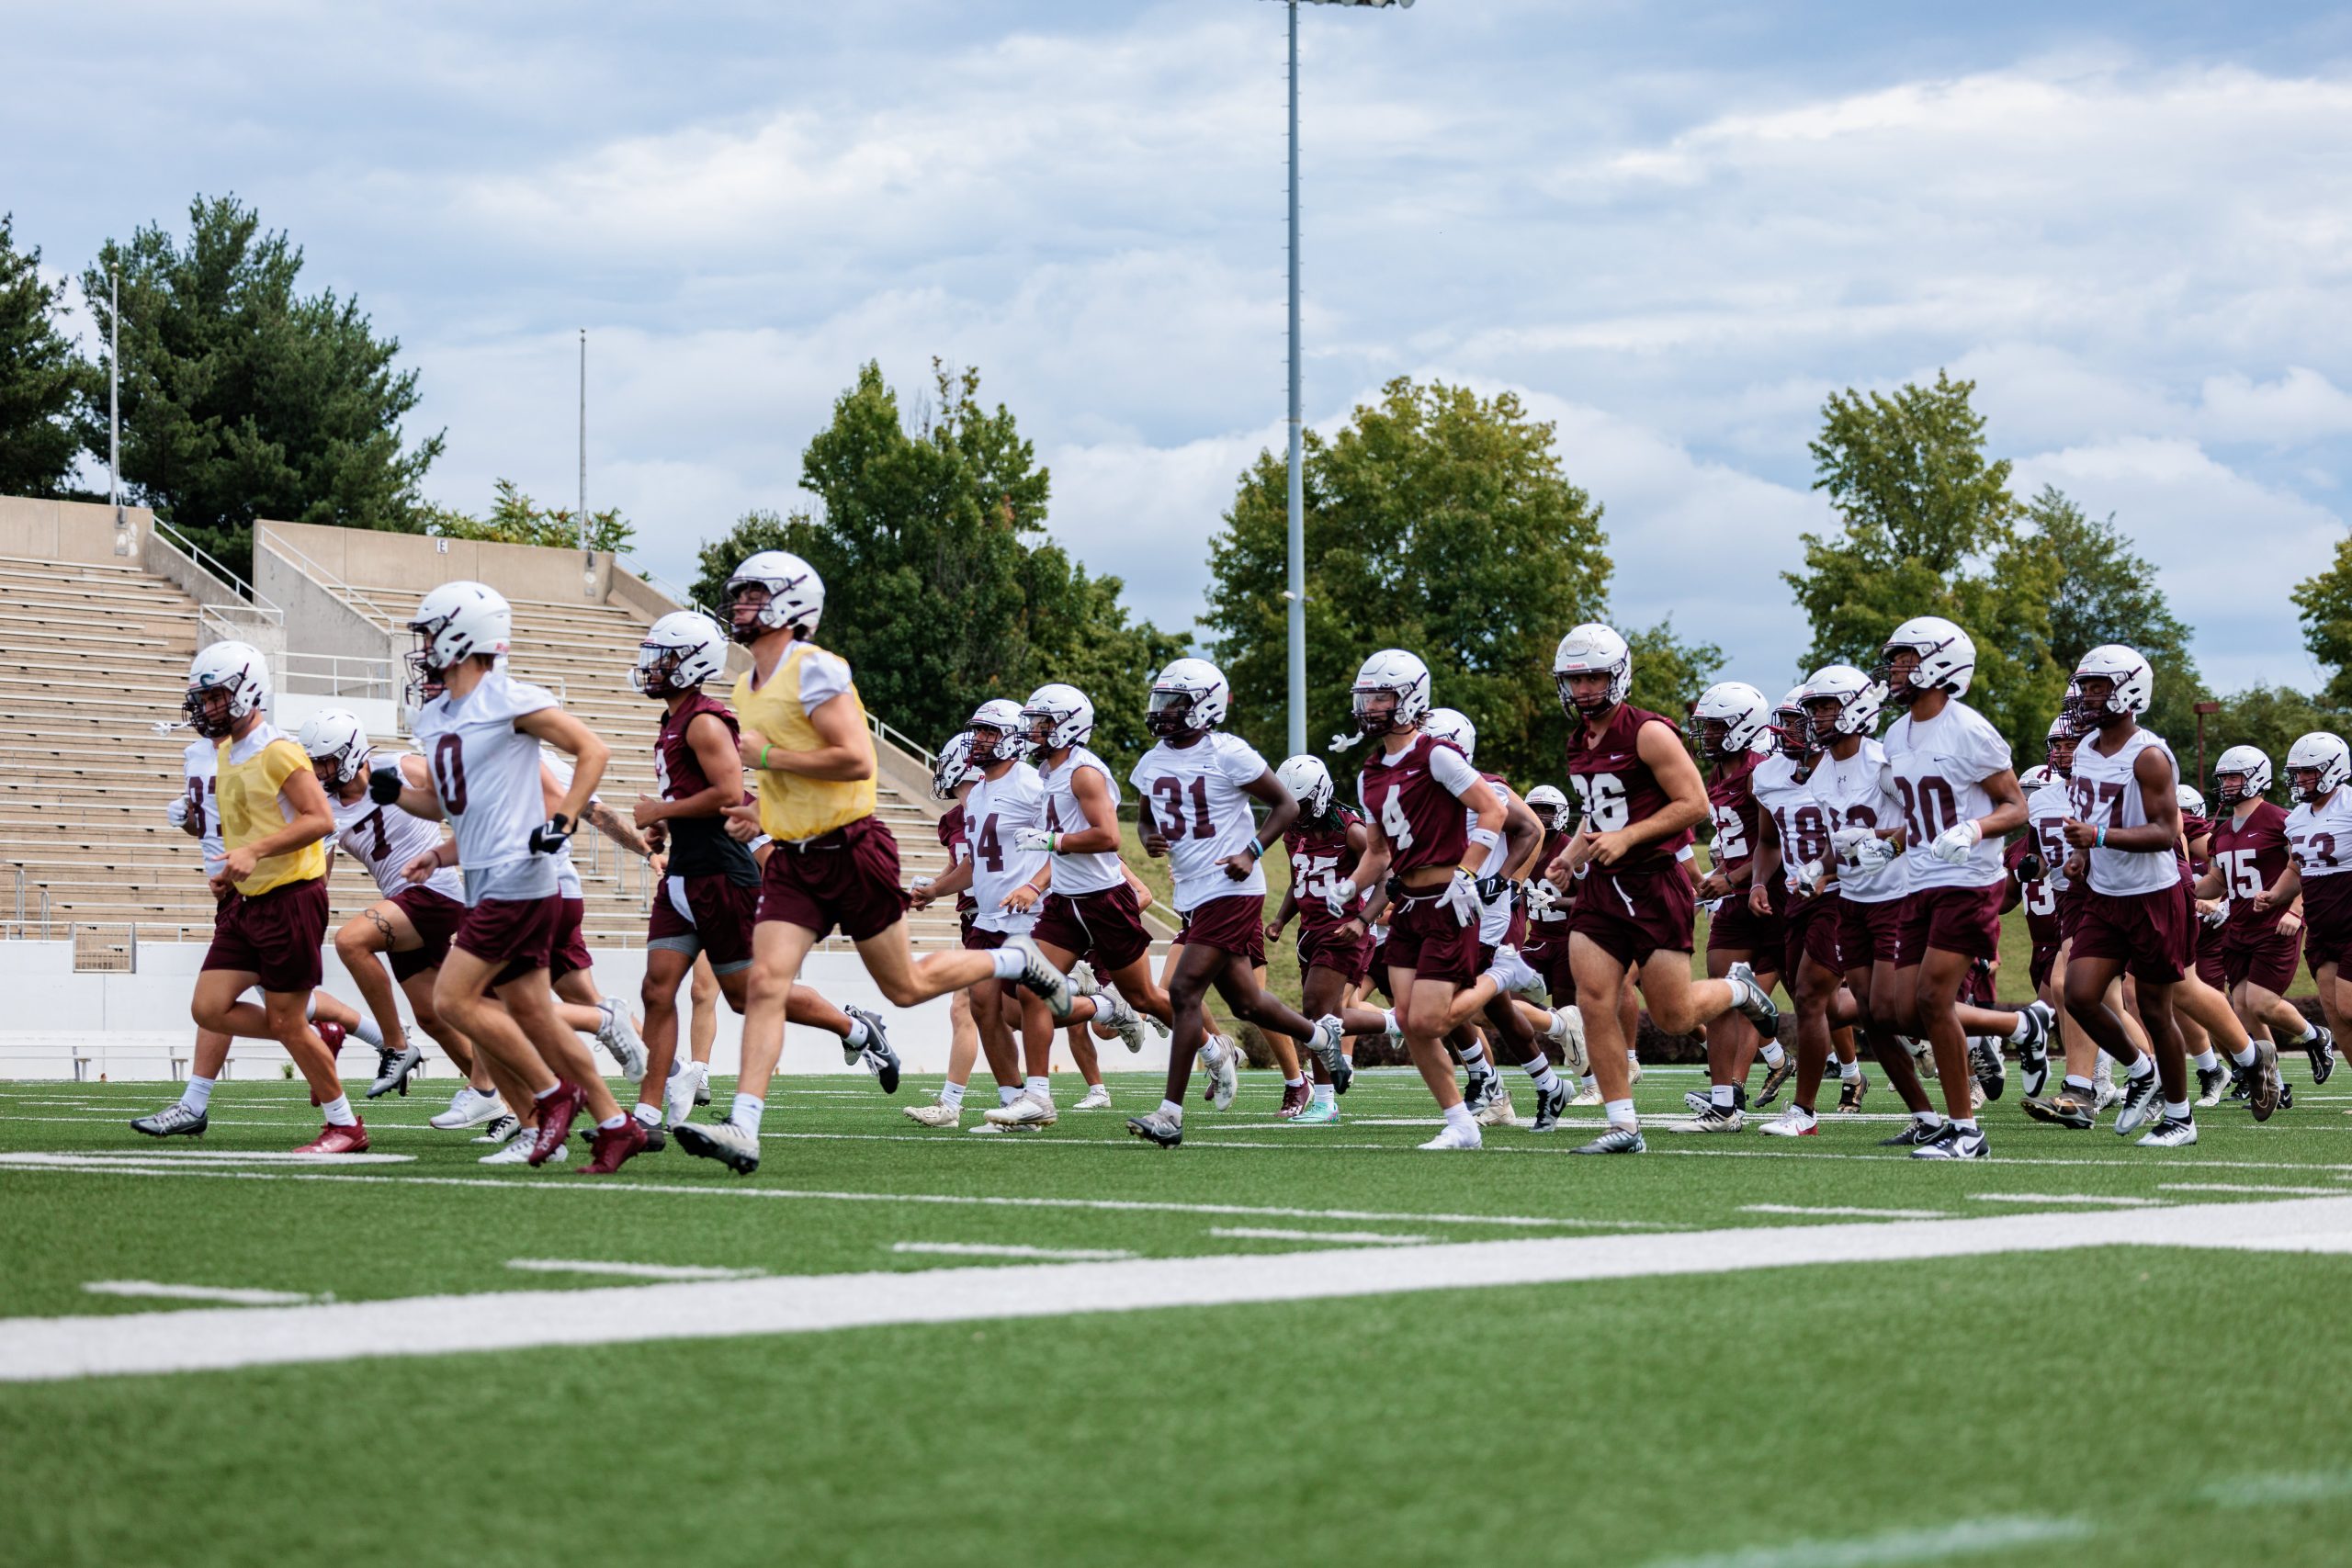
[504,1259,762,1281]
[890,1243,1136,1260]
[0,1150,413,1167]
[2160,1181,2350,1197]
[2198,1469,2352,1505]
[1966,1192,2166,1207]
[84,1280,315,1306]
[1207,1227,1430,1245]
[1644,1514,2092,1567]
[1741,1204,1951,1220]
[8,1196,2351,1383]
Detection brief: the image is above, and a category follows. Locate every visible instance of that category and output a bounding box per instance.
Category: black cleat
[2303,1025,2336,1086]
[130,1103,208,1137]
[1878,1119,1945,1147]
[1836,1073,1870,1113]
[1532,1076,1570,1134]
[1756,1054,1796,1109]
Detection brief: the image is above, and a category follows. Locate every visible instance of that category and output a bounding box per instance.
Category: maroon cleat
[1277,1077,1312,1119]
[296,1117,369,1155]
[527,1082,586,1166]
[578,1117,650,1175]
[310,1020,347,1106]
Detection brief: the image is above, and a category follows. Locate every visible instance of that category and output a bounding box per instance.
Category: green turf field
[4,1062,2351,1567]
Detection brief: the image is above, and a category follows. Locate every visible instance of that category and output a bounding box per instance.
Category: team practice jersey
[1358,732,1476,874]
[1810,738,1906,903]
[963,761,1048,933]
[2209,801,2292,931]
[655,690,758,884]
[175,738,227,879]
[1036,746,1125,896]
[1750,752,1831,894]
[1562,704,1688,868]
[1528,823,1573,925]
[215,722,329,896]
[2068,728,2180,897]
[1284,808,1365,934]
[2286,788,2352,882]
[733,640,875,842]
[1132,734,1271,912]
[2025,778,2076,896]
[410,667,562,905]
[1883,701,2013,890]
[1703,748,1767,905]
[328,756,464,902]
[936,804,976,918]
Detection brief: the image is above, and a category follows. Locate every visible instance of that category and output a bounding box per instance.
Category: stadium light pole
[109,266,128,557]
[1277,0,1412,758]
[579,328,595,595]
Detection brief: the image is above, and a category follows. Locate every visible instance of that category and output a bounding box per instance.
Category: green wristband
[759,743,772,770]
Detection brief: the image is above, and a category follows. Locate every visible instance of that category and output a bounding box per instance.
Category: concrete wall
[255,526,402,671]
[0,496,152,563]
[148,528,288,659]
[262,517,616,605]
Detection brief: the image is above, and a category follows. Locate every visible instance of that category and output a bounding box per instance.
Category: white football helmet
[1146,657,1230,738]
[631,610,729,697]
[2072,644,2153,719]
[2018,763,2052,791]
[298,708,371,785]
[931,731,981,800]
[184,640,271,739]
[1423,707,1477,765]
[407,581,512,704]
[1802,663,1883,742]
[1769,686,1815,761]
[1524,784,1573,832]
[1349,649,1432,738]
[721,549,824,644]
[1687,682,1770,757]
[1277,753,1336,818]
[1878,615,1975,703]
[1022,682,1095,752]
[2177,783,2208,818]
[2046,715,2079,777]
[2285,732,2350,802]
[2212,744,2273,808]
[1551,623,1631,717]
[967,698,1028,763]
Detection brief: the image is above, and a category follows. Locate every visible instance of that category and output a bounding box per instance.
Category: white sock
[1442,1101,1476,1134]
[1000,1084,1023,1107]
[2231,1043,2258,1069]
[1459,1040,1488,1072]
[2127,1055,2156,1081]
[842,1015,871,1049]
[1626,1048,1639,1067]
[1581,1073,1599,1091]
[1760,1041,1786,1068]
[2064,1075,2094,1093]
[1311,1084,1335,1106]
[180,1075,214,1113]
[1157,1099,1185,1122]
[1283,1076,1305,1090]
[631,1102,661,1128]
[939,1080,967,1111]
[1603,1096,1637,1129]
[1914,1109,1944,1126]
[989,949,1029,981]
[730,1093,765,1134]
[1523,1058,1560,1092]
[2191,1049,2220,1073]
[321,1094,356,1127]
[1024,1075,1052,1105]
[1711,1083,1736,1109]
[1839,1059,1862,1082]
[2165,1099,2191,1121]
[2292,1018,2319,1043]
[597,1113,627,1131]
[2008,1012,2032,1043]
[348,1015,385,1049]
[1954,1117,1979,1132]
[1785,1104,1817,1125]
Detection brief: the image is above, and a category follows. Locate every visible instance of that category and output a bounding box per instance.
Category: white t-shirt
[329,754,466,903]
[2286,788,2352,882]
[175,738,227,879]
[410,668,561,906]
[2070,728,2179,897]
[1037,746,1124,897]
[1132,733,1271,913]
[1883,700,2013,891]
[962,761,1046,935]
[1809,738,1907,904]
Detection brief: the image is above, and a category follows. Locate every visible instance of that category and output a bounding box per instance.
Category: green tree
[1626,618,1725,730]
[1785,371,2063,754]
[692,360,1178,773]
[420,479,633,555]
[78,194,442,575]
[0,213,97,498]
[2292,533,2352,709]
[2018,485,2204,749]
[2195,684,2345,803]
[1203,377,1615,784]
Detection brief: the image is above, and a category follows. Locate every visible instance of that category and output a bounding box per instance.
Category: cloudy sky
[12,1,2352,696]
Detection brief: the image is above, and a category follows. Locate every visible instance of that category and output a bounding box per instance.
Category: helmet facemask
[1145,687,1199,739]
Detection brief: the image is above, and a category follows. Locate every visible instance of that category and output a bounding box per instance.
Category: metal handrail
[869,712,933,769]
[640,568,715,619]
[153,515,284,619]
[255,525,400,630]
[278,650,400,702]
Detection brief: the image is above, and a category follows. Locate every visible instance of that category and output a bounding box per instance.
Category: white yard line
[2159,1181,2350,1197]
[0,1149,415,1166]
[1966,1192,2166,1207]
[1207,1226,1430,1245]
[83,1280,316,1306]
[505,1259,763,1281]
[889,1242,1135,1261]
[1741,1203,1952,1220]
[7,1195,2350,1382]
[1642,1514,2093,1567]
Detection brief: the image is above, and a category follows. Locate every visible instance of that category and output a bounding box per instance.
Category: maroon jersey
[2209,801,2291,935]
[1284,807,1365,935]
[656,692,757,882]
[1358,733,1474,875]
[1705,750,1765,879]
[1528,825,1574,927]
[937,803,976,916]
[2181,811,2211,874]
[1564,704,1690,868]
[2007,832,2059,950]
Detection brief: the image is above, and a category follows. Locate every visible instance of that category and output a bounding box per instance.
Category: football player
[2199,745,2336,1095]
[2251,732,2352,1109]
[1268,753,1377,1124]
[1746,686,1853,1136]
[904,731,1025,1128]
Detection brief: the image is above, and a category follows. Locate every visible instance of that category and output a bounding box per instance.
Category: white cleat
[429,1086,506,1131]
[1003,933,1074,1021]
[984,1092,1059,1128]
[1544,1005,1589,1077]
[1071,1083,1114,1111]
[1419,1122,1483,1151]
[471,1113,521,1145]
[903,1100,962,1128]
[1201,1037,1239,1111]
[663,1065,697,1129]
[1094,992,1148,1054]
[482,1128,562,1166]
[1569,1085,1604,1107]
[1307,1014,1347,1079]
[1485,944,1542,996]
[1472,1081,1520,1127]
[1066,959,1102,998]
[596,999,648,1084]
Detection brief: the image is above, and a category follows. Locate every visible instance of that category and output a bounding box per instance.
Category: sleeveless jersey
[733,640,875,841]
[1132,733,1272,912]
[327,759,465,903]
[1283,808,1365,936]
[2285,787,2352,882]
[410,667,562,905]
[1037,746,1123,896]
[1563,704,1688,867]
[2181,811,2211,875]
[2068,727,2179,897]
[1883,699,2013,890]
[180,739,227,880]
[1751,752,1832,895]
[2025,777,2076,897]
[656,691,758,884]
[1358,731,1476,875]
[936,804,976,917]
[964,761,1048,933]
[1705,749,1767,887]
[2209,800,2291,933]
[1810,738,1907,904]
[1528,825,1574,925]
[2005,832,2059,946]
[215,723,329,896]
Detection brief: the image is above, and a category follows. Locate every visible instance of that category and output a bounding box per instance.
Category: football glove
[164,794,190,828]
[528,813,575,855]
[2014,852,2046,885]
[1437,871,1480,927]
[1012,826,1056,853]
[1525,879,1562,917]
[1323,877,1359,922]
[368,761,406,806]
[1929,820,1982,865]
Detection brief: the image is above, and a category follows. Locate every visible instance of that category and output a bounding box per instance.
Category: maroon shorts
[2030,941,2062,993]
[1298,920,1377,984]
[1568,863,1696,971]
[1896,884,2004,965]
[1521,920,1576,1001]
[2218,922,2299,994]
[2057,883,2087,946]
[1379,892,1482,987]
[1033,882,1154,974]
[550,896,592,981]
[1706,884,1785,967]
[647,873,759,972]
[961,924,1008,953]
[2073,881,2195,986]
[2303,874,2352,979]
[755,815,908,943]
[2193,934,2232,992]
[1838,896,1905,971]
[1960,960,1997,1008]
[388,885,466,982]
[1178,893,1266,967]
[201,876,330,993]
[454,895,564,988]
[1781,890,1844,981]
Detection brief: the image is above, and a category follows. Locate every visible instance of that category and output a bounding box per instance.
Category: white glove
[1833,827,1898,872]
[165,794,190,829]
[1012,826,1055,853]
[1929,820,1982,865]
[909,875,934,893]
[2199,901,2227,929]
[1797,859,1828,897]
[1438,872,1480,927]
[1323,877,1359,921]
[1525,879,1561,917]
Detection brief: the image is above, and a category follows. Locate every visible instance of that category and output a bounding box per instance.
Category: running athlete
[1746,686,1849,1135]
[1268,753,1376,1123]
[672,552,1069,1175]
[1547,625,1779,1155]
[1681,681,1793,1131]
[905,732,1024,1128]
[2250,732,2352,1112]
[2200,744,2335,1089]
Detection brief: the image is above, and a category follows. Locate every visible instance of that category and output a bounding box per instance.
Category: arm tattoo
[588,800,650,857]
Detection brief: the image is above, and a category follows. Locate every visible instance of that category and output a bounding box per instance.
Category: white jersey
[1810,738,1907,904]
[1883,700,2012,891]
[1751,752,1830,894]
[328,755,465,903]
[962,761,1046,935]
[175,738,227,879]
[2026,778,2076,896]
[2286,788,2352,881]
[540,753,601,900]
[1037,746,1124,897]
[1131,733,1270,913]
[2069,728,2180,897]
[409,667,562,905]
